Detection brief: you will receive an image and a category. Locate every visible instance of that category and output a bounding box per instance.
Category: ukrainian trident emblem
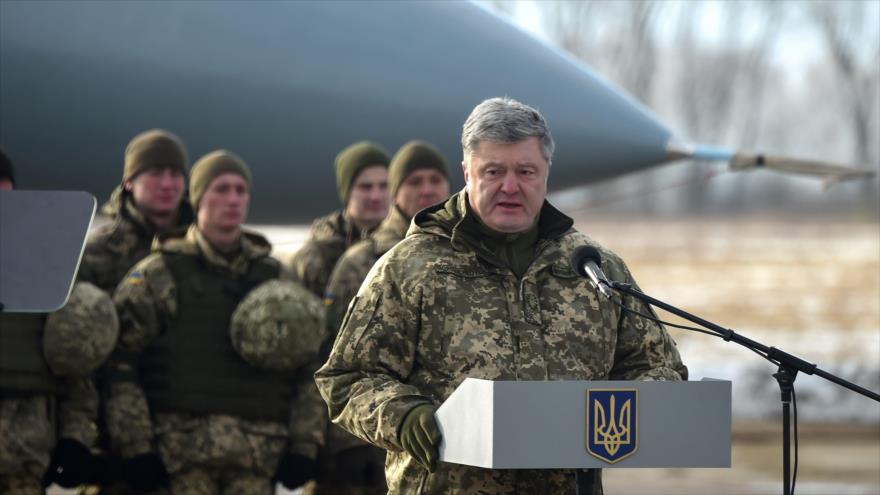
[586,389,638,463]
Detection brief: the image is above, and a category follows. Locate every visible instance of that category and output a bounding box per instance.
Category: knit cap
[335,141,390,204]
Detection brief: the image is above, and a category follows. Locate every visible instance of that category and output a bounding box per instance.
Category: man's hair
[461,97,554,166]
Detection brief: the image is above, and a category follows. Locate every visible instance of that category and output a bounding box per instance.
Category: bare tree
[806,0,880,206]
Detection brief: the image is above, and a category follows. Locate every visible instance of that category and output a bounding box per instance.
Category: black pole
[783,401,791,495]
[774,367,796,495]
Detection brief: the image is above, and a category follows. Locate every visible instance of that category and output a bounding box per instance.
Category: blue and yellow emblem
[125,271,145,285]
[586,388,638,463]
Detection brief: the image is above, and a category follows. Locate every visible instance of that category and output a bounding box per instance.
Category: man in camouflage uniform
[312,143,450,494]
[78,129,194,293]
[76,129,193,493]
[288,141,390,297]
[105,150,325,494]
[1,151,104,493]
[315,98,688,494]
[325,140,451,349]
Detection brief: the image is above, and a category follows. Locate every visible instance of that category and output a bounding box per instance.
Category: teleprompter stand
[608,281,880,495]
[0,190,95,312]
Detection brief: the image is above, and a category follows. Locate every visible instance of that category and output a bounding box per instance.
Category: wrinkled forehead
[467,137,549,169]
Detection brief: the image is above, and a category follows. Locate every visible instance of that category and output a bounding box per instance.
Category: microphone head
[569,245,602,277]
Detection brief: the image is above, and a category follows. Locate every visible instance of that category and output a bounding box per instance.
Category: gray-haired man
[315,97,687,494]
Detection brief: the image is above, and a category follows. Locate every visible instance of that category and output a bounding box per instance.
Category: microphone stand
[607,281,880,495]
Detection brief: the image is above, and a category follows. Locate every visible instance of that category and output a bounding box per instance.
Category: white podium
[436,378,730,469]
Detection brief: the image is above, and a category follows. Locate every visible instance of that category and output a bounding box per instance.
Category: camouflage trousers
[0,472,43,495]
[169,467,274,495]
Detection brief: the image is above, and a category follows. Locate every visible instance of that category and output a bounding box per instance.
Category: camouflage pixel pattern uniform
[305,206,412,495]
[316,191,688,494]
[78,185,194,293]
[0,316,100,494]
[287,210,375,298]
[325,205,411,336]
[78,186,193,494]
[105,226,325,494]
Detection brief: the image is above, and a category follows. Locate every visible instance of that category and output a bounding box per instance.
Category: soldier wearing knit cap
[104,149,325,494]
[79,129,193,293]
[77,129,193,494]
[287,141,390,298]
[313,141,450,495]
[189,150,252,210]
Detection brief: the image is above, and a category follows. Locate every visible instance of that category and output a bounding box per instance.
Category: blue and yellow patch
[126,271,145,285]
[323,293,335,306]
[586,388,638,463]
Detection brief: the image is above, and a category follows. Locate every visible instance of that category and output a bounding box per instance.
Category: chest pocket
[429,265,514,380]
[539,263,618,380]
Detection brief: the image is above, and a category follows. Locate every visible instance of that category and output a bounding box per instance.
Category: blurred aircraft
[0,1,872,222]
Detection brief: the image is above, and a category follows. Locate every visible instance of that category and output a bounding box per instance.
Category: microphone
[569,245,614,298]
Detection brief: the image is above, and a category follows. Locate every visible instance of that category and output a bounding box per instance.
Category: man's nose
[500,173,519,194]
[370,187,388,201]
[158,172,176,187]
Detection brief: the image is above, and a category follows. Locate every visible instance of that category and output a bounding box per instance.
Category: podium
[0,190,96,312]
[436,378,730,469]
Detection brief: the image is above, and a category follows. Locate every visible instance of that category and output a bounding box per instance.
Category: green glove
[399,404,441,472]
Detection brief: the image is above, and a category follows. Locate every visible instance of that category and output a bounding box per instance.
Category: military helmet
[230,280,324,372]
[43,282,119,377]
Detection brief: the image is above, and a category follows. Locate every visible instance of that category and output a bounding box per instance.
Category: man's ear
[461,161,469,185]
[123,179,134,192]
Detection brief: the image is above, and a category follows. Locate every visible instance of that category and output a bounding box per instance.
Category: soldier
[78,129,194,293]
[105,150,325,494]
[315,98,688,494]
[76,129,193,493]
[325,140,451,351]
[312,143,449,494]
[1,150,109,493]
[288,141,390,297]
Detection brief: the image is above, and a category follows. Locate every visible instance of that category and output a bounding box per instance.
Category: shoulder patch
[125,271,145,285]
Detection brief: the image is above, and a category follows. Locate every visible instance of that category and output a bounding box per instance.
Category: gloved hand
[122,453,170,492]
[399,404,441,472]
[43,438,96,488]
[273,453,317,489]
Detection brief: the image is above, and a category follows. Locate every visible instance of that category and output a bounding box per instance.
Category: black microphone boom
[569,245,614,298]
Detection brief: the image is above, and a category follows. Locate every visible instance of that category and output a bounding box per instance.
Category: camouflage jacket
[287,210,374,298]
[78,185,193,293]
[315,191,687,494]
[105,226,325,474]
[324,205,410,336]
[0,378,98,476]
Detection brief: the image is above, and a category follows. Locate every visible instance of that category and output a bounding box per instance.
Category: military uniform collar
[156,225,271,275]
[310,209,373,247]
[102,184,194,238]
[413,189,574,244]
[377,205,411,240]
